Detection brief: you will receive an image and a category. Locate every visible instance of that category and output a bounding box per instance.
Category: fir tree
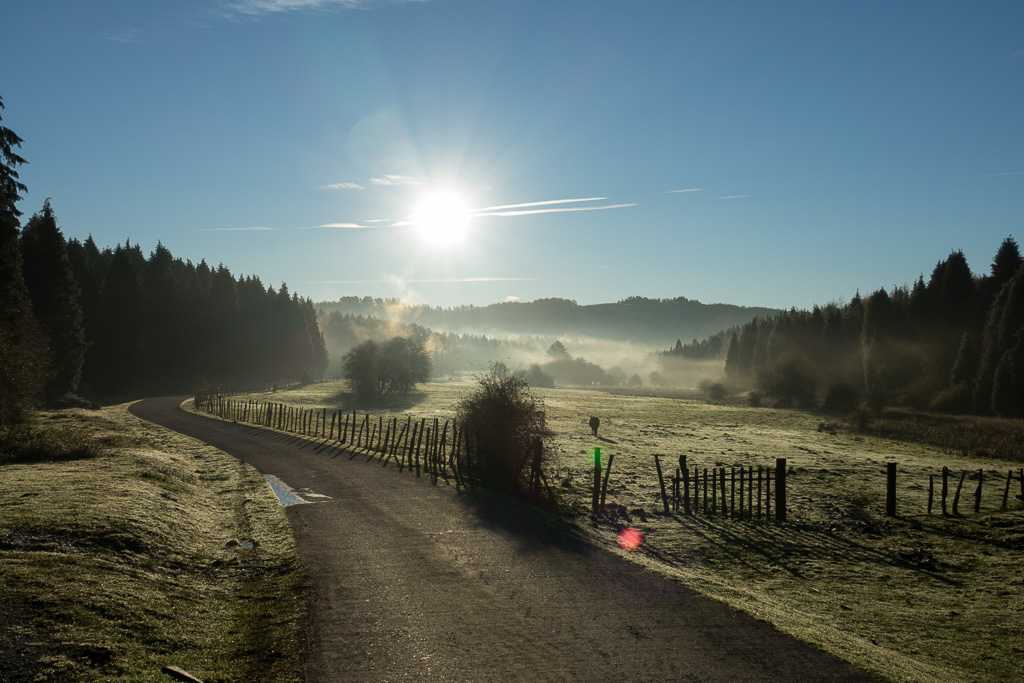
[0,95,47,423]
[20,200,87,401]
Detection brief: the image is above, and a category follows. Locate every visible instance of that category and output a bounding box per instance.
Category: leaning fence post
[1003,470,1012,510]
[653,454,669,514]
[886,462,897,517]
[775,458,787,522]
[952,470,967,515]
[600,452,614,510]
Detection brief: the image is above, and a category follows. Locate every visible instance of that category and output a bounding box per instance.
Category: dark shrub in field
[822,380,860,414]
[754,349,820,409]
[455,362,552,499]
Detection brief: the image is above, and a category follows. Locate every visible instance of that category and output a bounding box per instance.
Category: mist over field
[316,295,755,389]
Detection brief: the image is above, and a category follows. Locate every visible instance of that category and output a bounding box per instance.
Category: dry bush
[455,362,553,500]
[0,425,101,464]
[851,408,1024,462]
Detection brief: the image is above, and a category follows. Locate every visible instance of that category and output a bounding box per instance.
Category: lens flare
[618,527,644,551]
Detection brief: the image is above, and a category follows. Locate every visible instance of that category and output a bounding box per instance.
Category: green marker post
[593,447,602,513]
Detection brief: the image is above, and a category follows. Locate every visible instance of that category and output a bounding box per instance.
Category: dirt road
[131,396,877,682]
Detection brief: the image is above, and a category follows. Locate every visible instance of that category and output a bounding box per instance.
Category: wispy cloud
[100,29,145,44]
[473,197,635,218]
[307,195,636,232]
[715,194,752,200]
[319,182,364,191]
[201,226,277,231]
[222,0,428,16]
[667,188,703,193]
[476,203,636,217]
[370,174,421,187]
[961,170,1024,179]
[476,197,607,212]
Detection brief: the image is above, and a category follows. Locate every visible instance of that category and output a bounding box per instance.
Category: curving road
[131,396,877,682]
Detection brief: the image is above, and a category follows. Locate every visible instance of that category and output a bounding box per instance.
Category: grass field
[0,403,308,682]
[225,378,1024,682]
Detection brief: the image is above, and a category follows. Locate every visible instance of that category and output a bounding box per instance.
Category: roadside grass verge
[228,379,1023,682]
[0,403,308,683]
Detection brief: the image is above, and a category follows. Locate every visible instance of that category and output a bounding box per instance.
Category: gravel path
[131,396,878,682]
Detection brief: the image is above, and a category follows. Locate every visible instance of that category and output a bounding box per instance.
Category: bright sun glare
[412,190,472,247]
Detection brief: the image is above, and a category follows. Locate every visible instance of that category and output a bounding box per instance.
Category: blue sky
[4,1,1023,310]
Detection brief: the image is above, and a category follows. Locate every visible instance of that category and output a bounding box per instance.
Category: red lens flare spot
[618,527,644,551]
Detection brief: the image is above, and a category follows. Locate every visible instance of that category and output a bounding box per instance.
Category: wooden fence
[194,394,468,482]
[195,394,1023,523]
[656,453,788,522]
[896,464,1024,517]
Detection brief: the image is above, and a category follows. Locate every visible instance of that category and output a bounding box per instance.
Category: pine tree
[991,237,1022,289]
[20,200,87,401]
[140,242,180,387]
[0,95,47,423]
[92,245,144,395]
[990,336,1024,418]
[974,263,1024,414]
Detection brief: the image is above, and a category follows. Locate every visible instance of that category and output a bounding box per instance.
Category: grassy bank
[0,403,308,682]
[226,379,1023,682]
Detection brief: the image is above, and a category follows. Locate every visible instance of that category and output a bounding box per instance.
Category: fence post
[592,447,602,514]
[741,471,749,518]
[941,467,949,515]
[720,468,727,517]
[730,467,736,519]
[953,470,967,515]
[757,465,763,519]
[600,452,615,510]
[747,466,753,517]
[703,468,709,514]
[679,454,690,515]
[775,458,787,522]
[1003,469,1013,510]
[974,469,983,513]
[653,454,669,514]
[928,474,935,514]
[886,462,897,517]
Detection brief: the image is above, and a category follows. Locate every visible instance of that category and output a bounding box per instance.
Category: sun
[412,190,472,246]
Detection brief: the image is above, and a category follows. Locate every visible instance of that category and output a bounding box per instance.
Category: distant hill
[316,296,780,348]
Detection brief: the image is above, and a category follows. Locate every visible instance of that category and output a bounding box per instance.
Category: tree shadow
[326,388,430,413]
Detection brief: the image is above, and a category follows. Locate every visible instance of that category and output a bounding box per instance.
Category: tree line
[0,96,327,423]
[719,240,1024,416]
[317,294,779,347]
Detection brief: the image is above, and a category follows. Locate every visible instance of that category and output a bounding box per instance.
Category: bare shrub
[0,425,101,464]
[455,362,552,500]
[697,379,728,403]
